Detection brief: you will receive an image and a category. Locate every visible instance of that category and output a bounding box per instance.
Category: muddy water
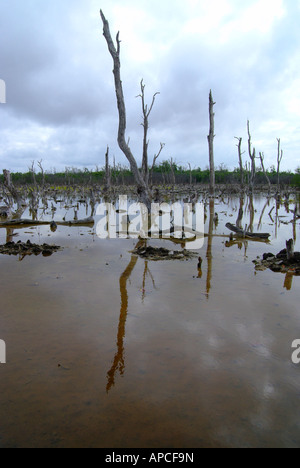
[0,194,299,448]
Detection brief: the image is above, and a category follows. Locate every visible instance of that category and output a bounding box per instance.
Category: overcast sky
[0,0,299,173]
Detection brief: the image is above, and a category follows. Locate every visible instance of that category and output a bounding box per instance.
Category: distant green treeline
[2,161,300,188]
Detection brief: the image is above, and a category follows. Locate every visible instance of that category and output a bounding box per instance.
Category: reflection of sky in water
[0,192,299,447]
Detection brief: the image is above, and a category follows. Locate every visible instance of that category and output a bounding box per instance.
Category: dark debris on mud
[0,240,62,258]
[132,245,197,261]
[253,249,300,275]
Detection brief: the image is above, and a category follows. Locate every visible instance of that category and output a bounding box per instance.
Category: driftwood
[0,217,94,228]
[226,222,270,239]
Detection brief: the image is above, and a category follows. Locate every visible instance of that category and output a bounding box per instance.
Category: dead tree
[207,90,215,195]
[3,170,25,210]
[276,138,283,191]
[37,159,45,190]
[234,137,245,187]
[29,161,37,189]
[245,161,250,186]
[100,10,152,209]
[28,161,39,219]
[104,145,111,190]
[169,158,176,186]
[137,79,160,186]
[247,120,256,192]
[149,142,165,185]
[259,151,271,191]
[188,163,193,186]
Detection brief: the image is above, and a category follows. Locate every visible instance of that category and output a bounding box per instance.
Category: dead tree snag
[247,120,256,192]
[100,10,152,208]
[207,90,215,195]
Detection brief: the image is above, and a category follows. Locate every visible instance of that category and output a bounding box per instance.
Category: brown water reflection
[0,193,299,447]
[107,241,142,392]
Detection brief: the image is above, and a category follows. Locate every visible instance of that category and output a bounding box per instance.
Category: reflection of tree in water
[106,218,200,391]
[106,245,140,392]
[225,194,299,290]
[205,199,214,298]
[106,193,299,391]
[106,240,156,393]
[141,260,157,303]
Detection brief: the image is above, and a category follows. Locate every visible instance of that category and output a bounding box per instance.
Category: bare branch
[149,143,165,185]
[152,143,165,167]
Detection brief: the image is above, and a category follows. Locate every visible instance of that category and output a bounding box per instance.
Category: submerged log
[0,216,94,228]
[226,222,270,239]
[57,217,94,226]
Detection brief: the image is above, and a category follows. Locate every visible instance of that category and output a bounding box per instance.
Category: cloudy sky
[0,0,299,174]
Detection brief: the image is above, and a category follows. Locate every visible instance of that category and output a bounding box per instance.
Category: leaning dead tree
[247,120,256,192]
[149,142,165,186]
[207,90,215,195]
[259,151,271,191]
[100,10,152,209]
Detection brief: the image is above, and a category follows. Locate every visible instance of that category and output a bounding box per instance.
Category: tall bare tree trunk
[104,145,111,190]
[137,79,160,187]
[234,137,245,188]
[247,120,256,192]
[207,90,215,195]
[100,10,151,208]
[276,138,283,192]
[236,194,244,228]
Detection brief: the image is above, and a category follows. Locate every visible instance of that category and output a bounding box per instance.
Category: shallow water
[0,193,299,448]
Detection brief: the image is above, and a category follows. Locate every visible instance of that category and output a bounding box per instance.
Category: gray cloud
[0,0,299,173]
